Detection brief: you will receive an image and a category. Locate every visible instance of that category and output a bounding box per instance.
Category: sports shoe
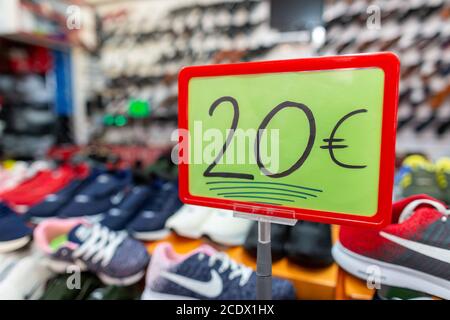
[243,222,289,262]
[285,222,334,268]
[201,210,253,246]
[40,273,102,300]
[165,205,213,239]
[34,218,150,286]
[399,155,442,200]
[373,285,434,300]
[58,170,132,220]
[141,242,296,300]
[0,165,77,207]
[0,250,54,300]
[100,185,152,231]
[127,181,182,240]
[26,168,101,223]
[0,204,33,253]
[332,195,450,299]
[436,157,450,204]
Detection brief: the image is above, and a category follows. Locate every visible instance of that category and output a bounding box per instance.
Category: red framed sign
[178,52,400,227]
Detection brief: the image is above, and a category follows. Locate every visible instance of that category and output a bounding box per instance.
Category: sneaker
[243,222,289,262]
[165,205,213,239]
[399,155,443,200]
[332,195,450,299]
[141,242,296,300]
[34,218,150,286]
[436,157,450,204]
[40,273,102,300]
[201,210,253,246]
[285,222,334,268]
[100,185,152,231]
[0,204,33,253]
[127,181,182,240]
[373,285,434,300]
[58,170,132,220]
[0,165,77,207]
[26,168,102,223]
[0,252,54,300]
[87,283,142,300]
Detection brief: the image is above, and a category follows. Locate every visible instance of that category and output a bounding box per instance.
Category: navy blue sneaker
[142,242,296,300]
[127,181,182,240]
[0,204,33,253]
[26,169,104,223]
[58,170,132,220]
[100,185,152,231]
[34,218,150,286]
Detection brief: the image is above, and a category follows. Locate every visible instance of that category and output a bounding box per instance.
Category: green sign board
[178,53,400,227]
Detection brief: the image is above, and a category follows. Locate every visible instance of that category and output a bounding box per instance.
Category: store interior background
[0,0,449,300]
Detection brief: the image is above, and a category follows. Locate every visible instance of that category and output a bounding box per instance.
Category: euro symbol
[320,109,368,169]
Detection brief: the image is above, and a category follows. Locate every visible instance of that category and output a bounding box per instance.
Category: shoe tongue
[68,224,92,244]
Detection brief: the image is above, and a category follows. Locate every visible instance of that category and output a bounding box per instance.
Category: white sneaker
[0,251,54,300]
[165,205,213,239]
[201,210,253,246]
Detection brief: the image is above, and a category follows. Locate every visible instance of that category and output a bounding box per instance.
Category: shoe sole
[141,288,197,300]
[131,229,171,241]
[0,236,31,253]
[332,242,450,300]
[46,258,145,286]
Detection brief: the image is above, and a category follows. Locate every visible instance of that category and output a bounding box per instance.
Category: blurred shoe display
[333,195,450,300]
[399,154,443,200]
[285,222,334,269]
[58,170,131,220]
[0,204,32,253]
[40,272,102,300]
[127,180,182,240]
[142,242,296,300]
[0,251,54,300]
[34,218,150,286]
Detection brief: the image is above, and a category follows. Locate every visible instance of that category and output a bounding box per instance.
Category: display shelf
[341,270,374,300]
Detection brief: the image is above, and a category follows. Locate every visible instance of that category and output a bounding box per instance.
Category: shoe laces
[399,199,449,224]
[199,252,252,287]
[72,224,127,267]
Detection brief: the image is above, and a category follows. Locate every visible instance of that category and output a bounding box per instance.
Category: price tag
[178,53,400,227]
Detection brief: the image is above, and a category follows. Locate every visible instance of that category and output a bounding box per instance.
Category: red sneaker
[333,194,449,299]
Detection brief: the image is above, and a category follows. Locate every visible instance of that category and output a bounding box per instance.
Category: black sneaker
[243,222,289,262]
[285,222,334,268]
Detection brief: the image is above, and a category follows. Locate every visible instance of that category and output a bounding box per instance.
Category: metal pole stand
[256,220,272,300]
[233,211,297,300]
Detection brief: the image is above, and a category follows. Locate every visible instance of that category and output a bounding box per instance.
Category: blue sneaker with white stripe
[127,181,182,240]
[58,170,132,220]
[0,204,32,253]
[142,242,296,300]
[26,169,104,223]
[100,185,152,231]
[34,218,150,286]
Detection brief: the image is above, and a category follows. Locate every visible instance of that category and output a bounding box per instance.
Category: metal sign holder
[234,212,297,300]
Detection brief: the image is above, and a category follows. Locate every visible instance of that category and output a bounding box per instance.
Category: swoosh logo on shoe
[111,191,125,205]
[379,231,450,263]
[160,270,223,298]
